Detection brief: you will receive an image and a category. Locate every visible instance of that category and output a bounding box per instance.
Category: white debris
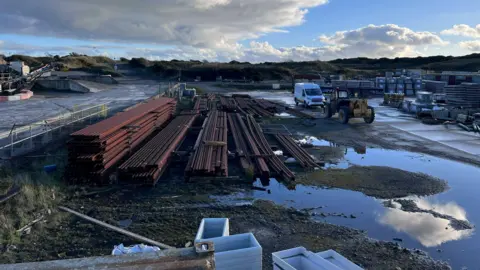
[297,136,326,146]
[273,150,284,156]
[285,157,297,163]
[112,244,160,256]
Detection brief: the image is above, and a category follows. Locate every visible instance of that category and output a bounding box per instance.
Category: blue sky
[1,0,480,62]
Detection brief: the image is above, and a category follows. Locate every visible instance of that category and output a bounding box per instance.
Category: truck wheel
[364,106,375,124]
[304,101,308,108]
[339,107,350,124]
[295,98,299,106]
[324,106,332,119]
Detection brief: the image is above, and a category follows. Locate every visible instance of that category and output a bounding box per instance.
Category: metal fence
[0,103,109,158]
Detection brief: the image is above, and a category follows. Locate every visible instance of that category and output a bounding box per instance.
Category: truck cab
[294,83,325,108]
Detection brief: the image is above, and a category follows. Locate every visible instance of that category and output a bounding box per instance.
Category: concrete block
[195,218,229,242]
[315,250,363,270]
[206,233,262,270]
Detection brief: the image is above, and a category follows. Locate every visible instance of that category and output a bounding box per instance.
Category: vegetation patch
[297,166,448,199]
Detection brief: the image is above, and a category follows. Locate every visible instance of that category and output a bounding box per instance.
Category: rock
[396,267,402,270]
[393,238,403,242]
[350,214,357,219]
[185,241,192,248]
[311,212,316,216]
[437,249,442,253]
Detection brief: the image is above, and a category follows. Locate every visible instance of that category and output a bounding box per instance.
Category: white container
[208,233,262,270]
[316,250,363,270]
[273,247,341,270]
[195,218,229,242]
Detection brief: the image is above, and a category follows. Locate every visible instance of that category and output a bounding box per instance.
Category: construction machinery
[324,88,375,124]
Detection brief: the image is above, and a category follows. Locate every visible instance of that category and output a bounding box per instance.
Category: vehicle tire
[339,107,350,124]
[295,98,299,106]
[324,105,333,118]
[364,106,375,124]
[304,101,309,108]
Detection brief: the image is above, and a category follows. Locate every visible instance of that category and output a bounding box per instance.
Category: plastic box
[195,218,229,242]
[207,233,262,270]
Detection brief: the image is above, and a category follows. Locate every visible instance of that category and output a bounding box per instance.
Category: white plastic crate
[195,218,229,242]
[315,250,363,270]
[273,247,341,270]
[207,233,262,270]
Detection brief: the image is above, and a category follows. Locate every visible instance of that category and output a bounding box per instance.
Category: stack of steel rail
[274,135,318,168]
[118,114,197,185]
[227,113,255,174]
[194,97,209,112]
[228,113,295,180]
[219,96,238,112]
[186,110,228,178]
[234,96,274,118]
[244,115,295,180]
[66,98,176,184]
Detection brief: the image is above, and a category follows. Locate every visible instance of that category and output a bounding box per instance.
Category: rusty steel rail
[227,113,255,175]
[118,114,197,185]
[71,98,175,139]
[219,96,237,112]
[66,98,176,185]
[2,242,215,270]
[245,115,295,181]
[186,110,228,178]
[274,135,318,168]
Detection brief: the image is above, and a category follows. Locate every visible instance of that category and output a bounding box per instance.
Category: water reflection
[379,199,474,247]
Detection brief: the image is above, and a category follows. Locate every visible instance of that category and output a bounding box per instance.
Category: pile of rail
[118,114,197,185]
[186,110,228,178]
[228,113,295,181]
[233,95,276,118]
[219,96,237,112]
[66,98,176,184]
[274,135,318,168]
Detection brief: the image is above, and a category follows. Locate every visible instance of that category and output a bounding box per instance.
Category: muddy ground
[297,166,448,199]
[0,191,450,270]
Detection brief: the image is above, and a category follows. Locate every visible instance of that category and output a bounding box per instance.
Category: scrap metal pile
[186,110,228,178]
[118,114,197,185]
[66,98,176,184]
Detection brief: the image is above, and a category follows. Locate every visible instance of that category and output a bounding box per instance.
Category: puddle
[213,145,480,269]
[227,91,295,105]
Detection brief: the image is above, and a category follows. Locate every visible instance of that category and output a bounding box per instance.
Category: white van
[294,83,325,107]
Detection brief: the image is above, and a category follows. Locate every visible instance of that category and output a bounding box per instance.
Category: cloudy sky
[1,0,480,62]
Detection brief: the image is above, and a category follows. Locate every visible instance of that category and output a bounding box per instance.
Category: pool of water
[227,91,295,105]
[213,146,480,269]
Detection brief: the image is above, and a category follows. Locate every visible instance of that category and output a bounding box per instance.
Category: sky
[1,0,480,62]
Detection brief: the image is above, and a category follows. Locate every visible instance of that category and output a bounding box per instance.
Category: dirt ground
[0,192,450,270]
[297,166,448,199]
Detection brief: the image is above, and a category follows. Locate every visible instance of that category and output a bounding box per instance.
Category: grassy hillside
[4,53,480,81]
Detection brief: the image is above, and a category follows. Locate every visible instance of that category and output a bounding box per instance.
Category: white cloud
[379,198,473,247]
[459,40,480,52]
[0,0,328,50]
[441,24,480,38]
[318,24,447,59]
[0,21,458,62]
